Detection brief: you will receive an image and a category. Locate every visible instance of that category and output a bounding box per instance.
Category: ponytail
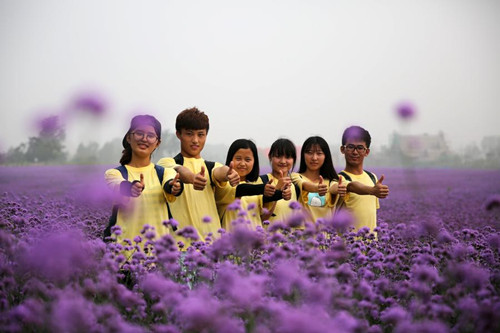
[120,138,132,165]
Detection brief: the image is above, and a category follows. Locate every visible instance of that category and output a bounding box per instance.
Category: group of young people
[104,107,389,248]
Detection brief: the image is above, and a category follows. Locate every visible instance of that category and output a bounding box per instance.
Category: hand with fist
[193,166,208,191]
[226,162,240,187]
[169,172,182,196]
[131,173,145,197]
[276,170,291,191]
[282,182,292,201]
[337,175,347,198]
[372,175,389,198]
[317,175,328,196]
[263,178,276,197]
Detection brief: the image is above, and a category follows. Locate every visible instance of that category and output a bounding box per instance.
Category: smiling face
[270,154,294,178]
[231,148,255,181]
[126,125,160,160]
[341,139,370,168]
[304,144,325,173]
[177,128,207,158]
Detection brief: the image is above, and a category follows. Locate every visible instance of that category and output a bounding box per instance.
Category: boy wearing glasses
[158,107,240,244]
[339,126,389,233]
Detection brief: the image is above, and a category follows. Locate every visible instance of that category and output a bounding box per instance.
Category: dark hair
[298,136,338,180]
[341,126,371,148]
[225,139,260,182]
[120,115,162,165]
[268,138,297,171]
[175,107,209,133]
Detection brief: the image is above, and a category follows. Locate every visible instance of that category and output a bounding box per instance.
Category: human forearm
[174,165,195,184]
[346,181,375,195]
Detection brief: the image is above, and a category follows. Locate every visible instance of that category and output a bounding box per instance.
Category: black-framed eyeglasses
[343,144,367,152]
[131,131,158,143]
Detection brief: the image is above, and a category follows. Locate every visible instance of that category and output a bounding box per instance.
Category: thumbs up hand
[131,173,145,197]
[169,172,182,195]
[226,162,240,187]
[372,174,389,198]
[276,170,291,190]
[282,182,292,201]
[337,175,347,198]
[317,175,327,196]
[264,178,276,197]
[193,166,207,191]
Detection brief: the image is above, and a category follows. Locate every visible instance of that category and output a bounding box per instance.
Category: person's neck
[344,164,364,175]
[181,151,201,159]
[128,157,151,168]
[302,170,320,182]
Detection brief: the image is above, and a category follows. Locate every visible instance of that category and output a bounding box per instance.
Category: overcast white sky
[1,0,499,155]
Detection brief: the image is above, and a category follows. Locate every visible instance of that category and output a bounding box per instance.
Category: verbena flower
[395,101,416,120]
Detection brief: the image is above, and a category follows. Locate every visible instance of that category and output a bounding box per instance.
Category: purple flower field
[1,165,499,332]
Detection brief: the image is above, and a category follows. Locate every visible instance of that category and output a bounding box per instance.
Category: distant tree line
[1,128,499,169]
[0,128,228,166]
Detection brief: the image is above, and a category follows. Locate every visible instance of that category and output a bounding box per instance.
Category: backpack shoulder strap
[173,153,184,165]
[154,164,165,183]
[104,165,128,242]
[364,170,377,185]
[154,164,176,230]
[338,171,351,182]
[259,174,269,184]
[294,182,300,199]
[116,165,128,180]
[204,160,215,187]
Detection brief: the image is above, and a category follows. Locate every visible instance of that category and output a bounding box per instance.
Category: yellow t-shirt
[291,173,337,223]
[340,170,379,232]
[264,173,299,224]
[216,179,264,231]
[104,163,177,243]
[157,156,225,242]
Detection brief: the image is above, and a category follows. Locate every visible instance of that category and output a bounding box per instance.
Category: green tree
[71,142,99,164]
[25,116,67,163]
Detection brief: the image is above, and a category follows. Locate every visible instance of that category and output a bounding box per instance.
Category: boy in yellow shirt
[157,107,239,244]
[338,126,389,232]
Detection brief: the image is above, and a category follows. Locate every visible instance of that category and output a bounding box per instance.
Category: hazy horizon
[1,0,499,155]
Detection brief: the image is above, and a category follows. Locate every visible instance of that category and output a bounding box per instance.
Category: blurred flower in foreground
[395,101,416,120]
[484,194,500,210]
[36,115,64,136]
[70,90,109,116]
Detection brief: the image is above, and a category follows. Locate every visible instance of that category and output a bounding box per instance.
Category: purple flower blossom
[324,209,354,232]
[202,216,212,223]
[35,114,64,136]
[71,90,108,116]
[2,166,500,332]
[176,226,199,241]
[227,199,241,211]
[288,200,302,210]
[287,212,306,228]
[51,290,98,332]
[484,194,500,210]
[395,101,416,120]
[163,218,179,228]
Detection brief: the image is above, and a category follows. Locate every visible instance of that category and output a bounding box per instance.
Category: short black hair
[225,139,260,182]
[341,126,371,148]
[268,138,297,171]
